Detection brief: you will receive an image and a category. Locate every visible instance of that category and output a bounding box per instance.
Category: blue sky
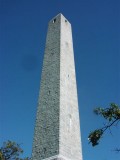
[0,0,120,160]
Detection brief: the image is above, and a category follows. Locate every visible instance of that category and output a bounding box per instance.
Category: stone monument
[32,13,83,160]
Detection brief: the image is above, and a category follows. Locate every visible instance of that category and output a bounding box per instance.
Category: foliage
[88,103,120,148]
[0,140,30,160]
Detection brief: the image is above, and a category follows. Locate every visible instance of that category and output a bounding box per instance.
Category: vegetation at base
[0,140,30,160]
[88,103,120,151]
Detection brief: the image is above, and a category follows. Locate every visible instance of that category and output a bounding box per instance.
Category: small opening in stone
[65,42,68,46]
[65,19,67,22]
[48,90,50,94]
[53,18,56,23]
[43,148,46,153]
[69,114,72,118]
[43,121,46,128]
[68,74,69,78]
[68,114,72,132]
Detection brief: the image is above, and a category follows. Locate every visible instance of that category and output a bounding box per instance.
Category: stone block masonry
[32,13,83,160]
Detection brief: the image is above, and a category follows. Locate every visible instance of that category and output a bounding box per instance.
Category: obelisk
[32,13,83,160]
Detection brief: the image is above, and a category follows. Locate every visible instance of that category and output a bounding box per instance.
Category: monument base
[42,155,71,160]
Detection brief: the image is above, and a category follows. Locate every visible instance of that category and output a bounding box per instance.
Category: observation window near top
[53,18,56,23]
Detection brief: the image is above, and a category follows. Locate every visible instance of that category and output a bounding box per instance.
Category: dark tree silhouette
[88,103,120,151]
[0,140,30,160]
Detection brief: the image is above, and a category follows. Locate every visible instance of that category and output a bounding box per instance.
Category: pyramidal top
[49,13,70,24]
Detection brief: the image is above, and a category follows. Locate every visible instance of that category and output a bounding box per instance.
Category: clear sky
[0,0,120,160]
